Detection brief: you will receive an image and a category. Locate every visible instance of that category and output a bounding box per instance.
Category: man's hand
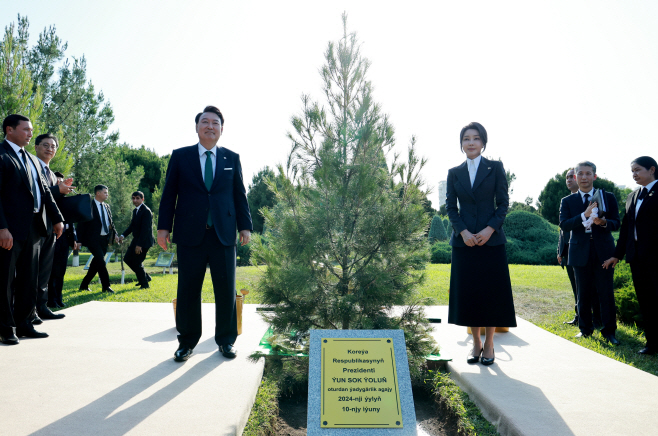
[602,257,619,269]
[239,230,251,246]
[53,222,64,239]
[593,217,607,226]
[135,246,142,255]
[460,229,478,247]
[158,230,170,250]
[584,201,598,218]
[118,235,125,244]
[557,254,562,264]
[58,179,76,194]
[0,228,13,250]
[474,226,494,246]
[114,235,120,244]
[74,242,82,251]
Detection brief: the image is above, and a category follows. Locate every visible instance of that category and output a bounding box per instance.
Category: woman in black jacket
[603,156,658,355]
[446,122,516,365]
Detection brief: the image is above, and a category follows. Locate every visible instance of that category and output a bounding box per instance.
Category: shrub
[615,285,643,327]
[443,217,451,235]
[430,241,452,264]
[429,215,448,242]
[237,241,251,266]
[504,210,559,265]
[613,260,633,290]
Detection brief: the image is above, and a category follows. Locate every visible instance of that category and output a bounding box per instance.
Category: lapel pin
[650,192,654,197]
[488,167,491,170]
[224,157,227,159]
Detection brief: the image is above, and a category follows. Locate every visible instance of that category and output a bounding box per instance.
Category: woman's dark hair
[460,122,488,152]
[195,105,224,126]
[631,156,657,180]
[35,133,58,148]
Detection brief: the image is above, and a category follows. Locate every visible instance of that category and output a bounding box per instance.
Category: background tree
[247,165,282,234]
[250,15,435,388]
[428,215,448,242]
[118,144,168,208]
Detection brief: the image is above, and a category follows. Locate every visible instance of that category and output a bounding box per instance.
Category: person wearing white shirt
[604,156,658,355]
[559,161,621,345]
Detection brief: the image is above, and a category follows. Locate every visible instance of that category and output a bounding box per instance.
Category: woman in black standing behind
[603,156,658,355]
[446,122,516,365]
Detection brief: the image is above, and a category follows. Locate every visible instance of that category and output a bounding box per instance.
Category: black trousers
[34,232,56,311]
[565,257,601,324]
[631,258,658,349]
[124,243,149,285]
[80,236,110,289]
[49,235,71,305]
[0,215,42,335]
[574,243,617,336]
[175,227,237,349]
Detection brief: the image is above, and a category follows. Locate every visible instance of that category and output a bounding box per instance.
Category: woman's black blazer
[446,157,509,248]
[614,183,658,263]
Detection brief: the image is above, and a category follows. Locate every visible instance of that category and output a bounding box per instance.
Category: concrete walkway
[425,306,658,436]
[1,302,269,436]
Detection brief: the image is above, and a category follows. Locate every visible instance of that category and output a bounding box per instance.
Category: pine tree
[428,215,448,242]
[250,15,435,387]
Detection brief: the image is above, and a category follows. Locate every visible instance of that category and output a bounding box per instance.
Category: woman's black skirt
[448,244,517,327]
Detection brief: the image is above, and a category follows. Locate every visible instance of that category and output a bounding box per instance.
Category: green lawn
[58,261,658,376]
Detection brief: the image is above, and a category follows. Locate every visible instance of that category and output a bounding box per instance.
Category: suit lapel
[2,141,33,195]
[187,145,207,190]
[472,157,493,192]
[455,161,475,200]
[211,147,227,190]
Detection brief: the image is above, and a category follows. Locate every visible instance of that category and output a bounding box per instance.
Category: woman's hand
[602,257,619,269]
[474,226,495,246]
[461,229,478,247]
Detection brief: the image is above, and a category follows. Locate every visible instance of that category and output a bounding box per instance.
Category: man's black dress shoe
[467,348,483,364]
[102,287,115,294]
[638,346,657,355]
[16,327,49,338]
[56,300,67,308]
[0,332,19,345]
[481,351,495,366]
[79,286,92,292]
[575,332,592,339]
[219,344,238,358]
[38,306,65,320]
[32,314,43,325]
[139,284,150,289]
[564,317,578,326]
[146,273,152,282]
[174,347,193,362]
[602,334,620,346]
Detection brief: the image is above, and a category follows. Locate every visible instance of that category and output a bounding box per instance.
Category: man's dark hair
[2,114,30,135]
[35,133,59,148]
[575,161,596,174]
[459,122,488,152]
[195,105,224,126]
[132,191,144,199]
[94,184,108,194]
[632,156,658,180]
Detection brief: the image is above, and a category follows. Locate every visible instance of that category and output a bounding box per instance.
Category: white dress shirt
[635,179,657,240]
[94,199,109,236]
[467,155,482,187]
[198,143,218,181]
[579,188,596,233]
[7,139,42,210]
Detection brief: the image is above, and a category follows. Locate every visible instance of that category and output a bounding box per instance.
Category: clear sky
[3,0,658,206]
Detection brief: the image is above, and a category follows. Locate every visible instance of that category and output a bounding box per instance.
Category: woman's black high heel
[467,348,483,364]
[481,350,495,366]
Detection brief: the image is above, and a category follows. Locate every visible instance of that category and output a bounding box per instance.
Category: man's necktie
[205,151,213,226]
[42,165,55,186]
[20,149,39,211]
[100,204,109,234]
[638,187,648,201]
[583,193,590,206]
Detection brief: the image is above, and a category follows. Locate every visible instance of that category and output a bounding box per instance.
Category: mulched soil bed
[276,388,458,436]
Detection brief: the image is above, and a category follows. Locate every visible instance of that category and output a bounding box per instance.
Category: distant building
[438,180,447,207]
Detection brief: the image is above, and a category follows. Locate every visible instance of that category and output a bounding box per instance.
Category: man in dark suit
[31,134,77,323]
[0,114,64,345]
[48,190,80,308]
[118,191,154,289]
[557,168,601,327]
[559,161,620,344]
[158,105,252,362]
[77,185,118,293]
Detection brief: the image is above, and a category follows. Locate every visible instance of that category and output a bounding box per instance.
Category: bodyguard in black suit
[49,214,79,308]
[0,115,64,345]
[158,106,252,362]
[559,161,620,344]
[31,134,77,322]
[77,185,118,293]
[604,156,658,355]
[119,191,154,289]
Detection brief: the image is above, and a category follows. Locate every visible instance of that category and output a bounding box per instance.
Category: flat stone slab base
[425,306,658,436]
[1,302,269,436]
